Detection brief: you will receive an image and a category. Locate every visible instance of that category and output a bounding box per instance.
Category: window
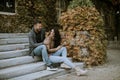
[0,0,15,13]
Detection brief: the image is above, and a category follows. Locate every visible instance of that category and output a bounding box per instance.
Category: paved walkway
[50,49,120,80]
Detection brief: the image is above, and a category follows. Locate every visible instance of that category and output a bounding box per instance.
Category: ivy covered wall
[0,0,57,33]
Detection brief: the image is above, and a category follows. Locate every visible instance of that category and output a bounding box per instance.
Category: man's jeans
[49,47,75,68]
[33,45,51,66]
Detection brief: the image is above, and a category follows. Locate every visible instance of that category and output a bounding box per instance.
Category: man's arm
[40,28,46,42]
[29,32,43,48]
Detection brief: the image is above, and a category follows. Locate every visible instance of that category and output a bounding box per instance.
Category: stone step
[0,49,29,60]
[9,62,84,80]
[0,38,29,45]
[0,62,45,79]
[0,33,28,39]
[0,56,42,69]
[10,69,69,80]
[0,43,29,52]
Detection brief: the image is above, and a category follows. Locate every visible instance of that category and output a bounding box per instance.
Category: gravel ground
[50,49,120,80]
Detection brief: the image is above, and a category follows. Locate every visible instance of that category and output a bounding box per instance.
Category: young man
[28,20,55,70]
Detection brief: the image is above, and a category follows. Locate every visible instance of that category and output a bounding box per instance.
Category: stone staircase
[0,33,84,80]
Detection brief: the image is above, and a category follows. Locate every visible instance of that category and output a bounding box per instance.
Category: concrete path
[50,49,120,80]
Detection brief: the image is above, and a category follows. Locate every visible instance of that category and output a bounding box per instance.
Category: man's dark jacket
[28,28,45,57]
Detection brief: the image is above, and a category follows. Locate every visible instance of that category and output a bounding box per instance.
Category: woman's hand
[62,42,67,46]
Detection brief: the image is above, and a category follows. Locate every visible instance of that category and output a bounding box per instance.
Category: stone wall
[0,0,57,33]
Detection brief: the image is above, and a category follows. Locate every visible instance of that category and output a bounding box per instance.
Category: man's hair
[33,19,42,25]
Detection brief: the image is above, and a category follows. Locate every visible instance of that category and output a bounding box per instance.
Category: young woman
[43,28,87,76]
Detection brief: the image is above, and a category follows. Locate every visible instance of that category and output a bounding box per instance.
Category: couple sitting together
[28,20,87,76]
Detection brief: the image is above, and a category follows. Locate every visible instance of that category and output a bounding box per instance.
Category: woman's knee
[61,47,67,50]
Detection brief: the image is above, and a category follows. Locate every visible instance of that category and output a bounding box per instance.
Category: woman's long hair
[53,28,61,48]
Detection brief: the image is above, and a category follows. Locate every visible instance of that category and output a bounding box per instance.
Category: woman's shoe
[75,66,87,76]
[60,63,71,69]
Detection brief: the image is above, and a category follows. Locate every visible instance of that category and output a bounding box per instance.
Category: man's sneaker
[46,65,58,71]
